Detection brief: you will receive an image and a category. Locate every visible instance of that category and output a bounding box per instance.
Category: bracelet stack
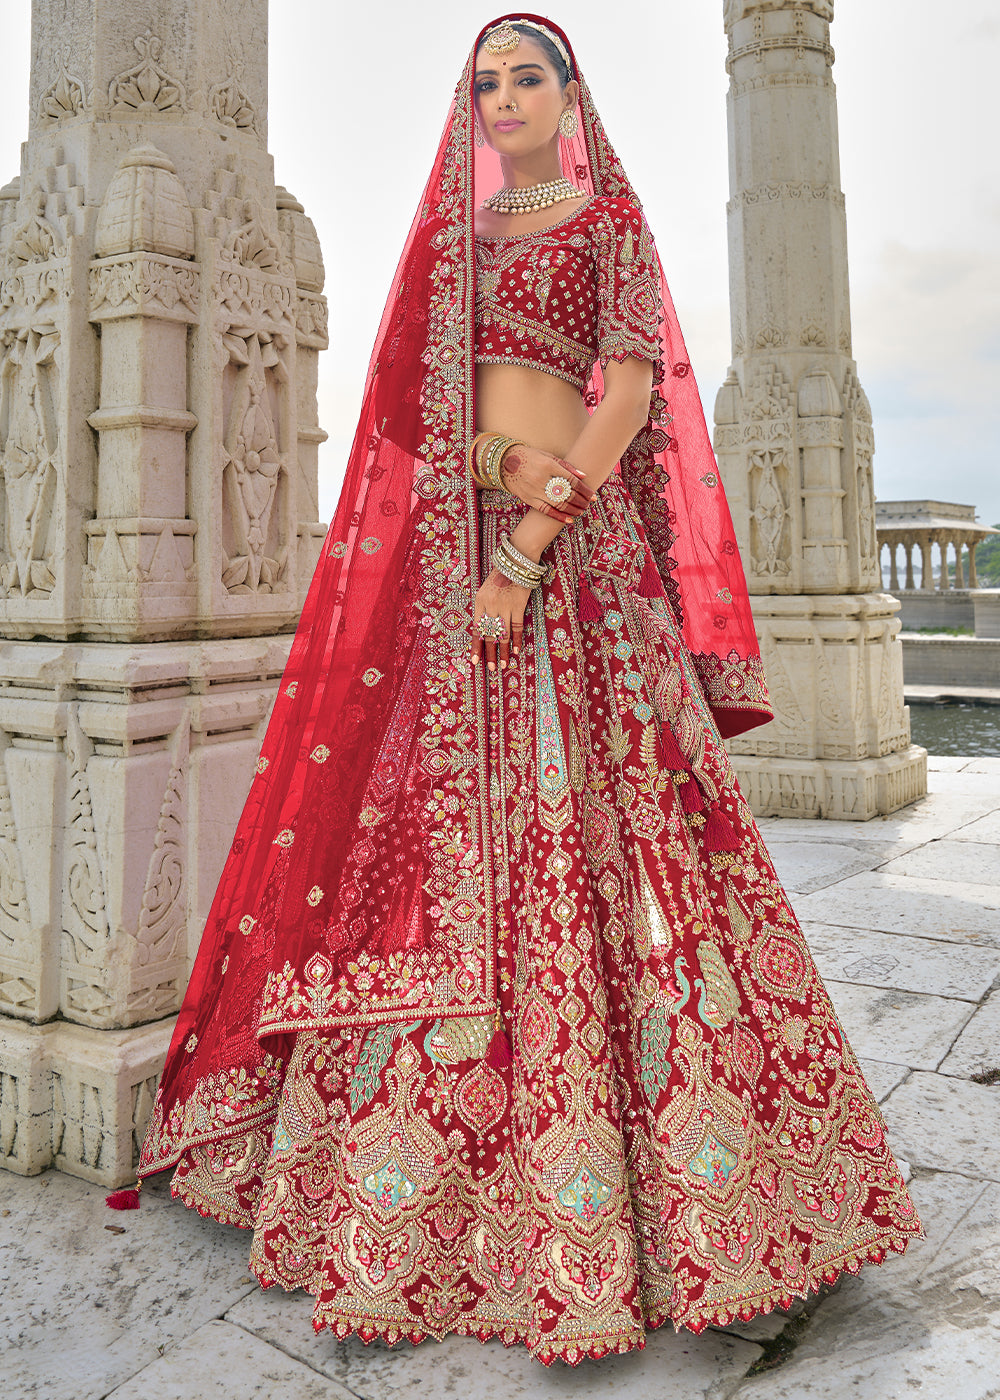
[492,536,547,590]
[469,432,525,491]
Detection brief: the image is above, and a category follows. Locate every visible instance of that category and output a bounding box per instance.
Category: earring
[474,119,484,148]
[558,109,578,139]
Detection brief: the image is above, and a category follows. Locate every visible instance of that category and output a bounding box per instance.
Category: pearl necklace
[482,176,584,216]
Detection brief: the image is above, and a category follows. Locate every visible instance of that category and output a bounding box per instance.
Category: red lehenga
[136,14,921,1364]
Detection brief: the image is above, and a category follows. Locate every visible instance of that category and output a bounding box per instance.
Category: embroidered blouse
[474,196,662,393]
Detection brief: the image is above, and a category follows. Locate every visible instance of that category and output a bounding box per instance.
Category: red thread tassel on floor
[105,1188,141,1210]
[679,774,706,814]
[578,574,603,623]
[700,805,741,853]
[486,1027,513,1070]
[637,552,662,598]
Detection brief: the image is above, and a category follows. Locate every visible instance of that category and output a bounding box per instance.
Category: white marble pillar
[0,0,328,1185]
[714,0,926,819]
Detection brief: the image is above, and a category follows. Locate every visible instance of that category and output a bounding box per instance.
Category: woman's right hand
[498,444,595,523]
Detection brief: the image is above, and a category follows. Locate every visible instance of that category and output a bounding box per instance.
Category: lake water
[908,702,1000,757]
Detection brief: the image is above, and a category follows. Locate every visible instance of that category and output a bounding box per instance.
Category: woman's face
[474,35,577,156]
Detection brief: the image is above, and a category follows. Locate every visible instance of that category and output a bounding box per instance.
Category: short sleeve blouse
[474,196,662,392]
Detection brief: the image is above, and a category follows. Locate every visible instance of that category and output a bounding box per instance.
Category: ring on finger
[543,475,573,506]
[477,613,506,640]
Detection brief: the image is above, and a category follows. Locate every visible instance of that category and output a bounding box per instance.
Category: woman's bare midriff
[475,362,591,459]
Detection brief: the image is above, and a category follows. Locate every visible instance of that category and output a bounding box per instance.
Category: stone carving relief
[209,59,259,134]
[131,724,188,1019]
[222,198,289,276]
[0,329,59,598]
[221,331,291,593]
[749,449,791,576]
[4,190,63,268]
[0,737,33,1015]
[52,1072,105,1171]
[37,50,89,126]
[729,181,845,212]
[89,257,199,320]
[63,710,111,1022]
[108,32,186,115]
[725,0,834,24]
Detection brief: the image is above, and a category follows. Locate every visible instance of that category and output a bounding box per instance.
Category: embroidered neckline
[474,196,596,243]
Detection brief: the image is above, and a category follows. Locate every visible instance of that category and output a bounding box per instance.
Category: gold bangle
[480,435,516,491]
[468,432,493,488]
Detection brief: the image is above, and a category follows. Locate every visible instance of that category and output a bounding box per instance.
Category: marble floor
[2,756,998,1400]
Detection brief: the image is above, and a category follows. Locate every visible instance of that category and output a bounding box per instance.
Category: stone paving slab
[824,981,974,1071]
[881,1073,1000,1181]
[793,870,1000,946]
[856,1058,911,1103]
[0,1168,257,1400]
[103,1321,357,1400]
[222,1289,763,1399]
[938,991,1000,1079]
[879,838,1000,886]
[765,839,901,894]
[952,808,1000,845]
[803,922,1000,1001]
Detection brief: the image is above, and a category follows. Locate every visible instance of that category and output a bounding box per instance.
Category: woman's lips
[494,119,525,131]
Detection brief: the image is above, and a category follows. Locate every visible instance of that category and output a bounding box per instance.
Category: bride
[131,14,921,1365]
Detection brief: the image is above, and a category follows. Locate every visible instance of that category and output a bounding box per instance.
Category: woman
[131,14,921,1365]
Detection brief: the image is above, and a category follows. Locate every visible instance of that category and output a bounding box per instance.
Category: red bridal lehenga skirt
[165,475,921,1364]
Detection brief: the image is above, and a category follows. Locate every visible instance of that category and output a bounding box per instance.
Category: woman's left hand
[472,568,533,672]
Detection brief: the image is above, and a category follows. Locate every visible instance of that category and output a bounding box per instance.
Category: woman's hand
[471,568,533,672]
[499,444,594,523]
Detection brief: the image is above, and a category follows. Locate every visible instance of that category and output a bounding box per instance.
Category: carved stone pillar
[0,1,328,1185]
[714,0,926,818]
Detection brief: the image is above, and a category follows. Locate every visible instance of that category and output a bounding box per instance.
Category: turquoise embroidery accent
[557,1158,613,1220]
[363,1156,418,1210]
[688,1131,739,1185]
[533,589,568,796]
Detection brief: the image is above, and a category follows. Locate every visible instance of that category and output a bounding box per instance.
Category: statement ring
[477,614,506,639]
[543,475,572,506]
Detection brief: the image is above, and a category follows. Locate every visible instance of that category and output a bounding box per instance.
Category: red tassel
[105,1188,141,1211]
[637,552,662,598]
[700,805,741,854]
[658,724,691,773]
[486,1027,513,1070]
[578,574,603,623]
[679,774,705,814]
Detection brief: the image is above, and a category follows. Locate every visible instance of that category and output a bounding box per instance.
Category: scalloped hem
[157,1162,923,1365]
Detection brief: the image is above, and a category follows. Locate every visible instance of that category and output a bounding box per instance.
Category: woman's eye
[518,77,540,86]
[476,81,496,93]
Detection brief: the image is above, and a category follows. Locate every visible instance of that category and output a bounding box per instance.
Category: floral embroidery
[362,668,383,687]
[359,536,383,553]
[255,757,269,774]
[309,744,330,763]
[306,886,324,906]
[273,829,294,848]
[238,915,256,935]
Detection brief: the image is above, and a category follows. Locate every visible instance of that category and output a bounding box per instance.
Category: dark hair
[477,21,573,88]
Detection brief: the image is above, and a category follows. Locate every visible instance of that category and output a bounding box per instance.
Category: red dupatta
[138,14,771,1175]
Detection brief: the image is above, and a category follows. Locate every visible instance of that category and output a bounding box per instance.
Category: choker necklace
[482,176,584,216]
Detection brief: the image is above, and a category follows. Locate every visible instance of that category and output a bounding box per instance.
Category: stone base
[731,744,928,820]
[0,1015,175,1185]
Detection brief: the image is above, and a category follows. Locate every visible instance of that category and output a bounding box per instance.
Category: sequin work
[475,197,663,391]
[168,476,921,1364]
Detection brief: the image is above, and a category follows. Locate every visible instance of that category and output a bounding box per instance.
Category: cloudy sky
[1,2,997,527]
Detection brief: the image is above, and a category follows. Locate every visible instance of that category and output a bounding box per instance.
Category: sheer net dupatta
[139,62,494,1174]
[139,12,771,1177]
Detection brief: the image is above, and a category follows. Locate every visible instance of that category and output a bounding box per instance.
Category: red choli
[475,196,662,391]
